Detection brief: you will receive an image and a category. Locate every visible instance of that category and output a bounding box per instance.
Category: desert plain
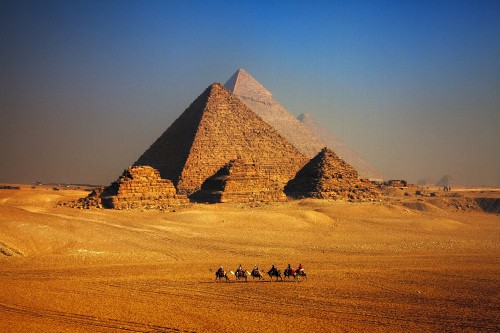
[0,185,498,332]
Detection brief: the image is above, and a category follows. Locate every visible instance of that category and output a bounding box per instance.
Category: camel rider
[253,264,259,273]
[286,263,294,274]
[237,264,243,275]
[268,264,276,275]
[217,265,224,276]
[297,263,304,273]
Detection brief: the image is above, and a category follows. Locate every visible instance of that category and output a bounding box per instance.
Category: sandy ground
[0,186,499,332]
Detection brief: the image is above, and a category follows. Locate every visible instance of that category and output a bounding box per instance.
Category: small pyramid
[68,166,188,209]
[191,159,286,203]
[298,113,383,180]
[225,69,326,158]
[135,83,308,194]
[285,147,379,201]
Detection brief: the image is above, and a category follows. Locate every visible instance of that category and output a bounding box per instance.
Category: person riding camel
[237,264,243,276]
[217,265,224,276]
[268,264,276,276]
[253,264,259,273]
[286,263,293,274]
[297,263,304,274]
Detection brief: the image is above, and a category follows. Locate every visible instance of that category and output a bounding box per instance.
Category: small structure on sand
[285,147,379,202]
[191,159,286,203]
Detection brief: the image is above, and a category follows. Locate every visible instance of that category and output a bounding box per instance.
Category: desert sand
[0,186,498,332]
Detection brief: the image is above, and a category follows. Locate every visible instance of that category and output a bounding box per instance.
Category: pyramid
[99,166,188,209]
[285,147,379,201]
[65,166,188,209]
[435,175,456,188]
[225,69,326,158]
[135,83,308,195]
[191,159,286,203]
[297,113,383,180]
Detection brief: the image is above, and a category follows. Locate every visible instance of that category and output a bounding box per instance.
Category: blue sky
[1,0,499,186]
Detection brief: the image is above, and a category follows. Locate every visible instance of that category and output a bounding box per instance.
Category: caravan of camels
[214,264,307,282]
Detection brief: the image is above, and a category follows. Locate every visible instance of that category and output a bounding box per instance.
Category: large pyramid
[285,147,379,201]
[135,83,308,195]
[297,113,383,180]
[225,69,326,158]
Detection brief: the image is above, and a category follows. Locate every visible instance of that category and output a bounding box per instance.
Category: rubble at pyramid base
[285,182,380,203]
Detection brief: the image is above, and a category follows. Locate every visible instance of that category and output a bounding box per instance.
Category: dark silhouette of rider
[217,265,224,276]
[268,264,276,275]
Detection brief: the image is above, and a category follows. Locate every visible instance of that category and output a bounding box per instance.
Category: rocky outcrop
[285,147,379,202]
[191,159,286,203]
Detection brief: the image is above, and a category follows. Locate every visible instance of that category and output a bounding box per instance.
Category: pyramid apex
[316,146,341,161]
[203,82,232,97]
[224,69,272,98]
[209,82,226,90]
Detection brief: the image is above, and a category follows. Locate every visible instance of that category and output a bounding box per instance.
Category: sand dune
[0,186,499,332]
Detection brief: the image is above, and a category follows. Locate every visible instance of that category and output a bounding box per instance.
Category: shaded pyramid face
[135,83,308,194]
[285,147,379,201]
[225,69,326,158]
[298,113,383,180]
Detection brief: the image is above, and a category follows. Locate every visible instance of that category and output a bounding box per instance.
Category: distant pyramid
[435,175,456,188]
[298,113,383,180]
[225,69,326,158]
[285,147,379,201]
[135,83,308,195]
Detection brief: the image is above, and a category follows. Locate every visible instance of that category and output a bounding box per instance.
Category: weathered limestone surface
[285,147,379,202]
[191,159,286,203]
[135,83,308,195]
[298,113,384,180]
[225,69,326,158]
[66,166,188,209]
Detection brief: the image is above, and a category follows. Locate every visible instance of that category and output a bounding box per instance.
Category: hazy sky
[1,1,499,186]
